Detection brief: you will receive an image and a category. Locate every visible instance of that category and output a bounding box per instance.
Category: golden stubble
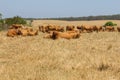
[0,20,120,80]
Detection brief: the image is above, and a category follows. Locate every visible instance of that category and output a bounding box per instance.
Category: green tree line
[25,14,120,21]
[0,13,27,31]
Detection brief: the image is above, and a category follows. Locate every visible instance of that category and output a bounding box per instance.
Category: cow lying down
[7,28,38,37]
[44,30,80,40]
[7,29,19,37]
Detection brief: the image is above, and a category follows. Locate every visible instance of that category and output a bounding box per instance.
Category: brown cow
[43,33,52,39]
[47,24,56,31]
[105,26,115,32]
[56,26,64,32]
[39,25,49,33]
[39,24,64,33]
[9,24,23,29]
[66,30,80,34]
[18,28,29,36]
[98,26,103,32]
[77,25,84,33]
[47,24,64,32]
[83,25,93,33]
[39,25,42,31]
[7,29,18,37]
[39,24,53,33]
[51,31,80,40]
[28,30,38,36]
[25,27,33,32]
[117,27,120,32]
[92,25,103,32]
[66,25,75,31]
[43,31,54,39]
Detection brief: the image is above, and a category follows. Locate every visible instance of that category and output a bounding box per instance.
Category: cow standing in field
[47,24,64,32]
[77,25,84,33]
[39,25,49,33]
[117,27,120,32]
[105,26,115,32]
[92,26,103,32]
[9,24,23,29]
[39,24,64,33]
[83,25,93,33]
[66,25,75,31]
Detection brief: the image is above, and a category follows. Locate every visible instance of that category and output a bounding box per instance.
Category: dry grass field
[0,20,120,80]
[32,20,120,27]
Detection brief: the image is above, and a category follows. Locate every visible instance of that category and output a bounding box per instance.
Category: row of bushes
[5,16,27,26]
[0,16,33,31]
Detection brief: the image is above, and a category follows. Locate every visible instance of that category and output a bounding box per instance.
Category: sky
[0,0,120,18]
